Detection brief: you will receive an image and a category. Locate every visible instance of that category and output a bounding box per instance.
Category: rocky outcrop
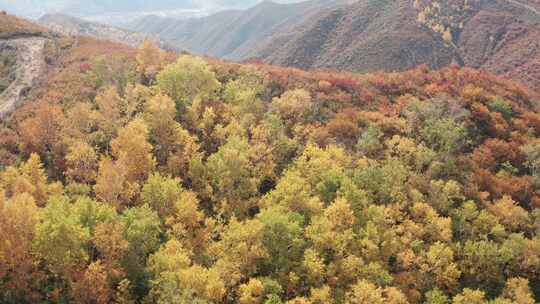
[0,36,47,119]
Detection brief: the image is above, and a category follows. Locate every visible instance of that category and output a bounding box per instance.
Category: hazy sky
[0,0,306,19]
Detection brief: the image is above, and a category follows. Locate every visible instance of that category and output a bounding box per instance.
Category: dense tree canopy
[1,39,540,303]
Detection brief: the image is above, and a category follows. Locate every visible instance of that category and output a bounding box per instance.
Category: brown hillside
[253,0,540,89]
[255,0,459,73]
[0,13,48,38]
[459,1,540,89]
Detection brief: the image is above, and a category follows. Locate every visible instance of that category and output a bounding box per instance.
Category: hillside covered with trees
[1,16,540,304]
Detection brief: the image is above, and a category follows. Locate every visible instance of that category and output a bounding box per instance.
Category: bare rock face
[0,13,50,119]
[0,36,47,119]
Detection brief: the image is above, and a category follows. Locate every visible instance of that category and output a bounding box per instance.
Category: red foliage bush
[472,168,534,206]
[79,63,92,73]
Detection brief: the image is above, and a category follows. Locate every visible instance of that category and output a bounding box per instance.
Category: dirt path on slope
[0,36,47,120]
[504,0,540,15]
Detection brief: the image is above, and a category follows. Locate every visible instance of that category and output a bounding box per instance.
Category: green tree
[223,65,266,129]
[73,196,118,235]
[271,89,313,127]
[425,289,450,304]
[258,206,306,274]
[136,40,165,82]
[404,98,469,156]
[306,198,356,260]
[498,277,535,304]
[65,141,99,184]
[143,93,200,176]
[420,117,467,155]
[141,173,183,218]
[522,142,540,180]
[421,242,461,292]
[262,170,323,220]
[457,240,509,295]
[121,205,162,297]
[239,278,265,304]
[357,124,384,156]
[488,196,530,232]
[345,280,408,304]
[192,135,264,218]
[72,261,113,304]
[156,55,220,106]
[95,86,123,141]
[354,158,410,204]
[165,190,209,254]
[94,157,138,210]
[210,218,267,287]
[452,289,485,304]
[147,240,225,303]
[0,153,57,206]
[33,196,91,277]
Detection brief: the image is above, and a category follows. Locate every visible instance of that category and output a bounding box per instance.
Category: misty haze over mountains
[0,0,306,23]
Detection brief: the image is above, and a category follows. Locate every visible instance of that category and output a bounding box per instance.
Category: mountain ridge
[38,13,169,49]
[126,0,350,60]
[125,0,540,90]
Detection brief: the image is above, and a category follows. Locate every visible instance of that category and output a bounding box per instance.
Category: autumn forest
[1,21,540,304]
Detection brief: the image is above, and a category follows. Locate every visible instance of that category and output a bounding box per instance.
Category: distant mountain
[251,0,459,73]
[455,0,540,89]
[127,0,540,89]
[126,0,350,60]
[38,14,167,49]
[252,0,540,89]
[128,9,244,56]
[0,0,306,20]
[0,12,48,38]
[0,1,197,18]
